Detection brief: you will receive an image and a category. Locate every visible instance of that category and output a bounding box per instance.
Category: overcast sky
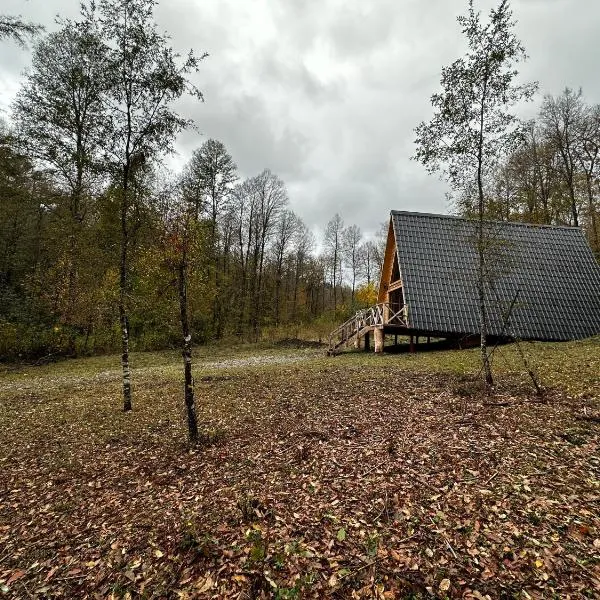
[2,0,600,238]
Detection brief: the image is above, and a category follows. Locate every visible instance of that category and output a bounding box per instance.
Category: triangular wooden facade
[377,218,404,311]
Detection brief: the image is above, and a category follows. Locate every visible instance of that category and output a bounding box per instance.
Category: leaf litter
[0,346,599,598]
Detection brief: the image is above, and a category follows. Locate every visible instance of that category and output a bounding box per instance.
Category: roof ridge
[390,210,581,232]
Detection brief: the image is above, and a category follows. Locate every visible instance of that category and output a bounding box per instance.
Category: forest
[0,126,383,360]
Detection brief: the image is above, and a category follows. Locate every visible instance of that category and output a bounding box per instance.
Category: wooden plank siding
[377,218,398,303]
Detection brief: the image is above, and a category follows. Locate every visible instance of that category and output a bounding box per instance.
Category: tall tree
[324,213,344,312]
[97,0,206,411]
[177,219,198,444]
[250,169,287,338]
[574,103,600,252]
[163,208,200,445]
[414,0,537,387]
[343,224,362,306]
[540,88,586,227]
[290,222,313,322]
[182,139,237,336]
[0,132,47,321]
[272,209,299,325]
[482,91,600,255]
[13,15,107,343]
[183,139,237,229]
[360,240,380,287]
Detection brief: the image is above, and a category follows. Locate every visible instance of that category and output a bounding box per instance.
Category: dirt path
[0,349,322,398]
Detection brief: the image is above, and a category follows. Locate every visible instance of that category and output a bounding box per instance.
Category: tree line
[0,127,383,361]
[458,87,600,257]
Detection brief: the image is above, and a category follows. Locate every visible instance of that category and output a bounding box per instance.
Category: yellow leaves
[355,282,378,306]
[153,549,164,558]
[439,578,451,592]
[533,557,550,581]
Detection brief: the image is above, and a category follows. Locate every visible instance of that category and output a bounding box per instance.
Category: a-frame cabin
[328,210,600,354]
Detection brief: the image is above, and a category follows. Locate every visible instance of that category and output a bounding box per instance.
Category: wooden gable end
[377,218,398,303]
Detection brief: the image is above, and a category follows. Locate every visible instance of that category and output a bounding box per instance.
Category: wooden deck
[327,302,410,354]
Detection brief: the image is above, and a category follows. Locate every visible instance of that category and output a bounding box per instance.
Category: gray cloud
[2,0,600,240]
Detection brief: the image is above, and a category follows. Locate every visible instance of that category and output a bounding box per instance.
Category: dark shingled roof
[391,211,600,341]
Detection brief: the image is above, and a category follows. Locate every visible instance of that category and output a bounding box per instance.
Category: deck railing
[328,303,409,352]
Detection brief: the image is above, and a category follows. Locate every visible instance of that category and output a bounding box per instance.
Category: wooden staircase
[327,303,408,354]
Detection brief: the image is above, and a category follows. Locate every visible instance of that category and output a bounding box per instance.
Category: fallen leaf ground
[1,338,599,599]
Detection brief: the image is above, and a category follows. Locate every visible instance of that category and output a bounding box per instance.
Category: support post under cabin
[374,328,384,353]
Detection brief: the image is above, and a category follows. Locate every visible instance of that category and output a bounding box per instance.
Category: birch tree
[97,0,206,411]
[414,0,537,387]
[360,240,380,286]
[342,224,362,306]
[171,213,199,444]
[324,214,344,311]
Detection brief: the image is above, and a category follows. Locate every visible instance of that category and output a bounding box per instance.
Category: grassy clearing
[0,338,599,598]
[331,336,600,397]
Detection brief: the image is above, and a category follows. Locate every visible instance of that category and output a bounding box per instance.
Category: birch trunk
[178,244,198,444]
[120,167,132,412]
[477,73,494,388]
